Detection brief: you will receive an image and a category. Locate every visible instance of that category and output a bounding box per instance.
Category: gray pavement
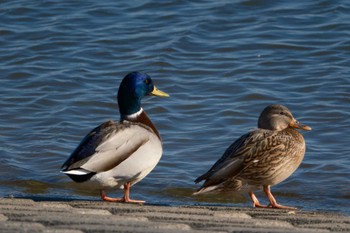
[0,198,349,233]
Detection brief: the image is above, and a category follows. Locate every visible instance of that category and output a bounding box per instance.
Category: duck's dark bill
[290,120,312,131]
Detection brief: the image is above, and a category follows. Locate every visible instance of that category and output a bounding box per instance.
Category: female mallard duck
[194,104,311,209]
[61,72,169,203]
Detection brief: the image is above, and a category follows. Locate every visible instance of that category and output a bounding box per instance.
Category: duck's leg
[100,183,145,204]
[263,185,297,210]
[249,191,267,208]
[122,182,145,204]
[100,190,123,202]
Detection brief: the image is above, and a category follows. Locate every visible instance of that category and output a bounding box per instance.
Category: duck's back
[195,128,306,193]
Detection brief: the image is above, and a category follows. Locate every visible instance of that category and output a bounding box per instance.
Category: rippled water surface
[1,1,349,214]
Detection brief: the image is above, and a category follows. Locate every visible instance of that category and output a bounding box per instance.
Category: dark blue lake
[1,0,349,215]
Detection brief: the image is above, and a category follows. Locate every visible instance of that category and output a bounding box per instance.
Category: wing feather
[61,120,154,173]
[194,132,253,186]
[195,129,287,188]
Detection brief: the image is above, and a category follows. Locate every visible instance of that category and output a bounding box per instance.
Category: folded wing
[61,120,153,182]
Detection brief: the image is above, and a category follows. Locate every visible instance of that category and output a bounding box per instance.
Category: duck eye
[280,111,292,118]
[144,79,150,84]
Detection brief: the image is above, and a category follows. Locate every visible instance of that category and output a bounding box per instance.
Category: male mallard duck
[61,72,169,203]
[194,104,311,209]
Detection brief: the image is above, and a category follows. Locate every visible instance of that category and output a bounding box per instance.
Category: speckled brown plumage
[194,104,311,209]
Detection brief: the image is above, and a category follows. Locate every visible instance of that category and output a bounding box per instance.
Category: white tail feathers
[193,185,218,195]
[61,168,91,175]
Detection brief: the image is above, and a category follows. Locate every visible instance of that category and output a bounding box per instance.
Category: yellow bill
[151,86,169,97]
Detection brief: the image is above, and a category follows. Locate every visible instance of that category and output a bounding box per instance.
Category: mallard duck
[194,104,311,209]
[61,72,169,203]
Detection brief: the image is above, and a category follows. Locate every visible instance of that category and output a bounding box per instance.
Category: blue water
[1,1,349,215]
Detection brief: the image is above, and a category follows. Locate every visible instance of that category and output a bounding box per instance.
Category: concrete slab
[0,198,348,233]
